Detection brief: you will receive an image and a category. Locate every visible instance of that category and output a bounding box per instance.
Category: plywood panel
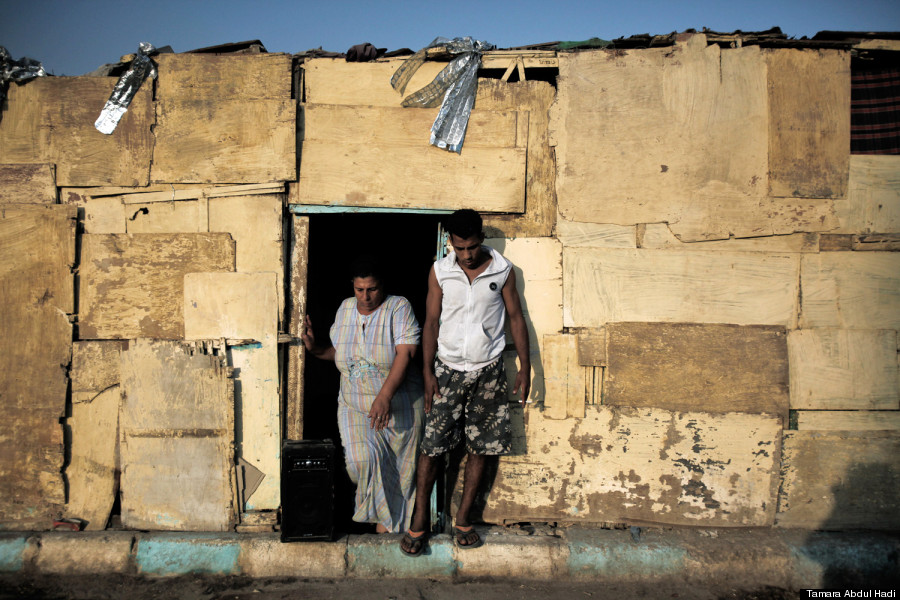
[481,80,558,238]
[208,194,284,323]
[563,248,800,328]
[0,205,75,529]
[296,142,525,212]
[0,163,56,203]
[788,329,899,410]
[557,220,636,249]
[766,49,850,199]
[70,341,127,404]
[120,339,236,531]
[777,431,900,530]
[184,272,280,510]
[152,99,295,184]
[797,411,900,430]
[78,233,235,339]
[65,386,119,530]
[641,223,819,253]
[604,323,789,422]
[155,53,292,99]
[799,253,900,329]
[65,193,126,233]
[553,38,771,241]
[304,103,520,148]
[126,201,205,233]
[303,58,445,106]
[0,78,153,187]
[834,155,900,234]
[483,406,782,527]
[542,334,586,419]
[151,53,294,184]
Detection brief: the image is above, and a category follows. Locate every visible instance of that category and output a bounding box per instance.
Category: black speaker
[280,439,335,542]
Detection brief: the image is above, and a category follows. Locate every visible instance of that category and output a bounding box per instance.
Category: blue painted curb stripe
[136,536,241,576]
[347,538,457,578]
[0,538,27,572]
[567,542,687,577]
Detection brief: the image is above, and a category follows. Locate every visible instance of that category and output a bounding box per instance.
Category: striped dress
[329,295,424,532]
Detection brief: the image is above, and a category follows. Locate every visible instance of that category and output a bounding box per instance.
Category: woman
[302,258,424,534]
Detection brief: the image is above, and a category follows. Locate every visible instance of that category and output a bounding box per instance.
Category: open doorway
[302,212,443,533]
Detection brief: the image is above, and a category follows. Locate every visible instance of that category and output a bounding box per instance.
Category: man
[400,209,530,555]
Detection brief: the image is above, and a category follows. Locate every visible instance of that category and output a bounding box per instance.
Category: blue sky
[2,0,899,76]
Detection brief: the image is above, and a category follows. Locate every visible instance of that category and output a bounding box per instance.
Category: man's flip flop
[453,526,484,549]
[400,530,427,557]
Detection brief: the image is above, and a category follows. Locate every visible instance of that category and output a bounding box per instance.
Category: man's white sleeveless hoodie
[434,246,511,372]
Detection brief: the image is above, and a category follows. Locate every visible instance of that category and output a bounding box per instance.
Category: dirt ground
[0,574,804,600]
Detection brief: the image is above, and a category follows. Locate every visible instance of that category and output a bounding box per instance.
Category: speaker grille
[280,439,335,542]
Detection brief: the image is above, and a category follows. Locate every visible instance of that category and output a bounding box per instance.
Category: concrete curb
[1,528,897,586]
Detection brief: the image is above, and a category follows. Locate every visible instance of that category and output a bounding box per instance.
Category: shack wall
[0,34,897,532]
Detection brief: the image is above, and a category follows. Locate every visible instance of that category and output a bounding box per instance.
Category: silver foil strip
[95,42,157,135]
[0,46,47,113]
[392,37,495,153]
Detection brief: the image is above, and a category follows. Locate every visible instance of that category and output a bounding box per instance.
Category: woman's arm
[301,314,336,361]
[368,343,417,431]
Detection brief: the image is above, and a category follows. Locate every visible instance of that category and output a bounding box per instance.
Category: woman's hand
[301,315,315,351]
[368,393,391,431]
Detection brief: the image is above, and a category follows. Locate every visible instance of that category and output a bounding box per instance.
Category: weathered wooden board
[0,78,153,187]
[303,58,445,106]
[834,155,900,234]
[151,53,295,183]
[484,237,563,405]
[604,323,789,422]
[208,194,284,324]
[155,53,292,99]
[286,216,309,440]
[481,80,558,238]
[303,104,520,148]
[799,253,900,329]
[296,142,525,212]
[184,272,280,510]
[70,341,127,404]
[0,205,76,529]
[557,220,637,249]
[766,49,850,199]
[65,385,119,530]
[119,339,236,531]
[777,431,900,530]
[0,163,56,203]
[126,200,206,233]
[482,406,782,527]
[66,341,126,529]
[788,329,899,410]
[298,66,551,222]
[563,248,800,328]
[797,411,900,430]
[78,233,235,339]
[542,334,587,419]
[62,191,126,233]
[640,223,820,253]
[553,37,771,240]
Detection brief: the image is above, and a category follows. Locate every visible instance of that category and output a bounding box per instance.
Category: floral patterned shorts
[420,357,511,456]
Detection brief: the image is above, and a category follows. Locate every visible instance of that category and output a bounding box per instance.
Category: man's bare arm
[502,269,531,402]
[422,266,443,412]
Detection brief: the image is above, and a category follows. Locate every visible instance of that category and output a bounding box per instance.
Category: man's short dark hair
[349,256,384,285]
[443,209,483,239]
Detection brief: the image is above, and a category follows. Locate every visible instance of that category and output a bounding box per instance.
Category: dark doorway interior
[302,212,442,533]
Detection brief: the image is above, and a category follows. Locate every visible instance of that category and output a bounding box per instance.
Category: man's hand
[423,372,440,413]
[513,366,530,403]
[300,314,315,351]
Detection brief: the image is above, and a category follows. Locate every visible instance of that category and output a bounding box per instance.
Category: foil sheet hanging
[0,46,47,118]
[391,37,494,154]
[95,42,157,135]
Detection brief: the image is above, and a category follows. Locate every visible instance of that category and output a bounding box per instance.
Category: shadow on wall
[798,461,899,587]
